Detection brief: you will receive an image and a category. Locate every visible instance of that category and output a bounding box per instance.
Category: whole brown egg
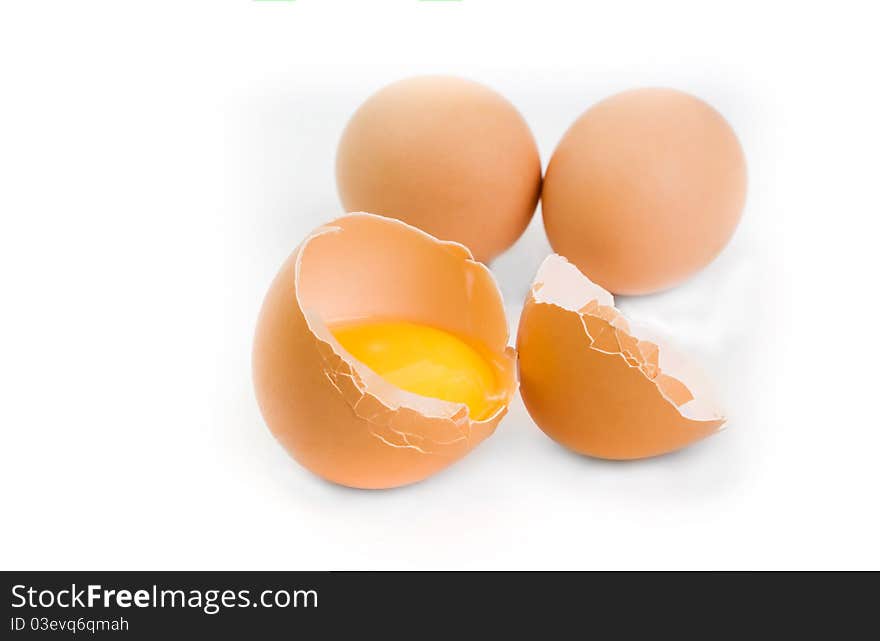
[336,76,542,263]
[542,88,747,295]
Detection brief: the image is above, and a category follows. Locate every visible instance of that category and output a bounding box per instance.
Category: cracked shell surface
[253,213,517,489]
[516,255,726,460]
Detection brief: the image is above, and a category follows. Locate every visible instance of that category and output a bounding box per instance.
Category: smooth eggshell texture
[253,214,516,489]
[336,76,542,263]
[542,88,747,295]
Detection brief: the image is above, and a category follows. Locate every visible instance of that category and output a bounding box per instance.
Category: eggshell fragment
[517,255,725,460]
[253,213,517,489]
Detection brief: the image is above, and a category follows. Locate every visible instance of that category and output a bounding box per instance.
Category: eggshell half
[253,213,517,489]
[517,255,725,460]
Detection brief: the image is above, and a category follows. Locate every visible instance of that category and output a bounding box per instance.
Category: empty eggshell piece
[516,255,726,460]
[336,76,542,263]
[542,88,747,295]
[253,213,517,489]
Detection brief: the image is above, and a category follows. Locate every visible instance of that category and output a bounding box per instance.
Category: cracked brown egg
[253,213,517,489]
[542,88,747,295]
[336,76,542,263]
[517,255,726,459]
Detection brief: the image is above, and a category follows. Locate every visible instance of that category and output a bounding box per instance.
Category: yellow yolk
[330,320,501,421]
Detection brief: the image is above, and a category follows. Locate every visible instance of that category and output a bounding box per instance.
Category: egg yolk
[330,320,502,421]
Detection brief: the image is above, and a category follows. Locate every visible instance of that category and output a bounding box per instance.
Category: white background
[1,1,877,570]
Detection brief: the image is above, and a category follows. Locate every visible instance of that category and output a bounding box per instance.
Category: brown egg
[542,88,747,295]
[517,255,725,460]
[253,213,517,489]
[336,76,542,263]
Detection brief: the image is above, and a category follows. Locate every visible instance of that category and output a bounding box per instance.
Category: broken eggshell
[253,213,517,489]
[516,255,726,460]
